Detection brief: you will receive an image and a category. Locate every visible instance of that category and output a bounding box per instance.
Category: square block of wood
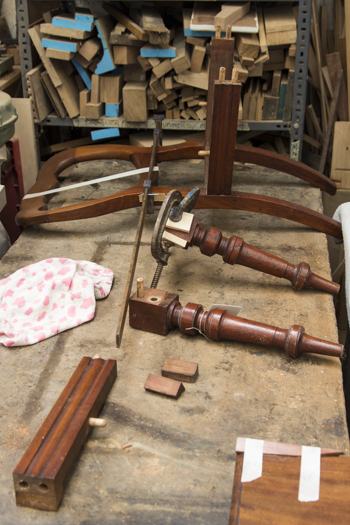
[161,358,198,383]
[144,373,185,399]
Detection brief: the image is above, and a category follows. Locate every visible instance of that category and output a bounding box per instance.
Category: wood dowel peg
[137,277,144,298]
[198,150,210,157]
[89,417,107,427]
[231,68,239,83]
[226,25,232,39]
[93,354,101,359]
[219,67,226,82]
[215,26,221,39]
[198,101,207,107]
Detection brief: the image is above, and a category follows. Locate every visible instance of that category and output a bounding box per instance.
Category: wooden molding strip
[13,356,117,511]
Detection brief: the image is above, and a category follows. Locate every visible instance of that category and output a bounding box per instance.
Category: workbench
[0,159,348,524]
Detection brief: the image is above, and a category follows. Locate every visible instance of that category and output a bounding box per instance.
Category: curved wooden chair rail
[16,142,341,240]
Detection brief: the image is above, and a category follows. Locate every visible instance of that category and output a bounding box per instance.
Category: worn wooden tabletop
[0,159,348,524]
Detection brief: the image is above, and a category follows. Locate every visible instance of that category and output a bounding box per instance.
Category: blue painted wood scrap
[91,128,121,140]
[72,57,92,89]
[75,12,94,23]
[52,15,93,32]
[140,45,176,58]
[42,38,79,52]
[105,103,123,118]
[94,18,115,75]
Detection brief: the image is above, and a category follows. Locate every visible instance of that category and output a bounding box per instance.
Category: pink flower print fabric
[0,258,114,347]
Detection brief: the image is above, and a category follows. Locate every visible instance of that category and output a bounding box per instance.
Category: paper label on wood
[241,438,264,482]
[298,446,321,502]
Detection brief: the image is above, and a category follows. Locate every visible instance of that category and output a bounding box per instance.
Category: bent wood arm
[234,144,337,195]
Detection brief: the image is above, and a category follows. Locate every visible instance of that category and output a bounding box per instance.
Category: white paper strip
[241,438,264,483]
[22,167,159,200]
[298,446,321,502]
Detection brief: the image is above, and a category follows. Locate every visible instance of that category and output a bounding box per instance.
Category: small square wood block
[162,358,198,383]
[144,373,185,399]
[129,287,179,335]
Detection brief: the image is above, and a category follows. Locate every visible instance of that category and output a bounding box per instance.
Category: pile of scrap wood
[306,0,350,179]
[26,2,298,125]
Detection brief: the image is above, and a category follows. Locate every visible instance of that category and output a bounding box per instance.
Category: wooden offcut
[100,74,124,104]
[236,33,260,59]
[123,81,148,121]
[144,373,185,399]
[26,65,53,122]
[162,358,198,383]
[330,122,350,188]
[214,2,250,29]
[113,45,139,65]
[264,6,297,46]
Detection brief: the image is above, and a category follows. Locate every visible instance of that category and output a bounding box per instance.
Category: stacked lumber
[25,3,298,125]
[305,0,350,179]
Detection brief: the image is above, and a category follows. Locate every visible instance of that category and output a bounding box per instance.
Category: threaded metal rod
[151,262,164,288]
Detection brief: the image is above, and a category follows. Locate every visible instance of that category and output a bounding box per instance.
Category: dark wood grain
[129,288,344,359]
[161,358,198,383]
[230,454,350,524]
[13,356,117,511]
[170,219,339,294]
[206,80,241,195]
[144,373,185,399]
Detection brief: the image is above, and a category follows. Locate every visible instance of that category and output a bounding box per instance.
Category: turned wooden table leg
[187,223,339,294]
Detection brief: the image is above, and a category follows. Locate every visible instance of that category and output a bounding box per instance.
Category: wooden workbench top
[0,160,348,524]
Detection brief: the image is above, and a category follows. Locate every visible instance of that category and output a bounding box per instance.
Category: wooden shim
[40,23,94,40]
[113,45,139,65]
[171,32,191,74]
[144,373,184,399]
[190,45,206,73]
[94,16,116,75]
[103,3,148,42]
[162,358,198,383]
[100,73,124,104]
[123,81,148,121]
[257,7,267,53]
[326,52,349,121]
[26,65,53,123]
[13,357,117,511]
[319,69,343,174]
[40,71,67,118]
[282,69,294,122]
[214,2,250,29]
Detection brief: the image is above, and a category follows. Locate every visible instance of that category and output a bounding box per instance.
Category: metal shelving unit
[16,0,311,160]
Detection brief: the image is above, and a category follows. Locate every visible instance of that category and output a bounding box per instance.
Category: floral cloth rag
[0,258,114,347]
